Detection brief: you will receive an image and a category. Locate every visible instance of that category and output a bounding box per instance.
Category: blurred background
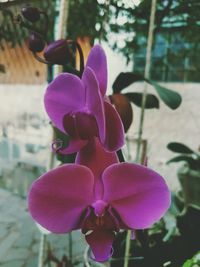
[0,0,199,267]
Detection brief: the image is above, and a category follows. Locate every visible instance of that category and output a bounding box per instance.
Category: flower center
[92,200,108,217]
[95,216,105,227]
[63,112,98,140]
[75,112,99,140]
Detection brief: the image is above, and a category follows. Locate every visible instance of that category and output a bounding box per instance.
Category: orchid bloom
[44,45,124,154]
[28,139,170,262]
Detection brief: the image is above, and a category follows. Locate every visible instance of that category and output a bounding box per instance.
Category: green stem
[38,234,47,267]
[76,42,84,75]
[135,0,157,163]
[124,1,157,267]
[123,230,131,267]
[68,232,73,261]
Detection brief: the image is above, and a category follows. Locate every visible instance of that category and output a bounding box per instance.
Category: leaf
[167,142,194,154]
[125,92,159,109]
[150,80,182,110]
[167,155,197,169]
[112,71,182,109]
[182,259,193,267]
[112,72,144,93]
[0,64,5,73]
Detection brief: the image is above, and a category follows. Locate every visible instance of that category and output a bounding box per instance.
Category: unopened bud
[28,33,45,53]
[21,6,40,23]
[44,39,74,65]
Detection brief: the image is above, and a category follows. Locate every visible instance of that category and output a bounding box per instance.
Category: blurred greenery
[1,0,199,54]
[182,251,200,267]
[0,0,56,47]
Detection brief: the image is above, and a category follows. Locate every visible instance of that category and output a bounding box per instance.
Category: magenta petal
[44,73,85,132]
[82,67,105,143]
[28,164,94,233]
[76,138,118,199]
[103,101,125,152]
[102,163,171,229]
[86,45,107,96]
[57,138,87,154]
[85,229,115,262]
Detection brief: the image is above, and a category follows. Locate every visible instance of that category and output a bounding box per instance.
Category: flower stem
[76,42,85,75]
[123,230,131,267]
[124,1,157,267]
[135,0,157,163]
[68,232,73,261]
[38,234,47,267]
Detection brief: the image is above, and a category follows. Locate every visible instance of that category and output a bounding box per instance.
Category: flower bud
[21,6,40,23]
[109,93,133,133]
[28,33,45,53]
[44,39,74,65]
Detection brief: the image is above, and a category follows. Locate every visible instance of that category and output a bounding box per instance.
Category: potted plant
[167,142,200,209]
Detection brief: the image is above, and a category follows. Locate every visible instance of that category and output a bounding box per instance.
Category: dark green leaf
[112,72,182,110]
[125,92,159,109]
[167,142,194,154]
[150,80,182,110]
[0,64,5,73]
[167,155,197,169]
[112,72,144,93]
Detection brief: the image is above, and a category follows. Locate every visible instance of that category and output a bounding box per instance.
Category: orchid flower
[28,139,170,262]
[44,45,124,154]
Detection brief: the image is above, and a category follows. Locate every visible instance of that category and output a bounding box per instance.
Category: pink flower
[44,45,124,153]
[28,139,170,262]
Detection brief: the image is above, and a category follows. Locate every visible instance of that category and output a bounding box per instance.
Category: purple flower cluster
[28,45,170,262]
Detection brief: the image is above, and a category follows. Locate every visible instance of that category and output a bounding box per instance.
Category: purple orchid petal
[44,73,85,132]
[76,138,118,199]
[102,163,171,229]
[56,137,87,154]
[28,164,94,233]
[103,101,125,152]
[86,45,107,96]
[86,229,115,262]
[82,67,106,143]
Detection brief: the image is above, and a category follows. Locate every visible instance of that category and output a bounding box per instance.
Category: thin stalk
[68,232,73,261]
[76,42,84,75]
[38,234,47,267]
[124,1,157,267]
[135,0,157,163]
[54,0,69,75]
[37,127,56,267]
[83,246,91,267]
[33,52,81,77]
[124,230,131,267]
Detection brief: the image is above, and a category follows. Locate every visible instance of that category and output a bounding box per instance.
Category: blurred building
[134,4,200,82]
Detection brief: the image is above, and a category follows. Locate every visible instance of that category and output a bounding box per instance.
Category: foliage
[167,142,200,171]
[67,0,101,41]
[107,0,200,61]
[182,251,200,267]
[112,71,182,110]
[1,0,200,72]
[0,0,56,47]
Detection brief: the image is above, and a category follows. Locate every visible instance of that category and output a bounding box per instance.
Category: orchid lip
[63,111,99,140]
